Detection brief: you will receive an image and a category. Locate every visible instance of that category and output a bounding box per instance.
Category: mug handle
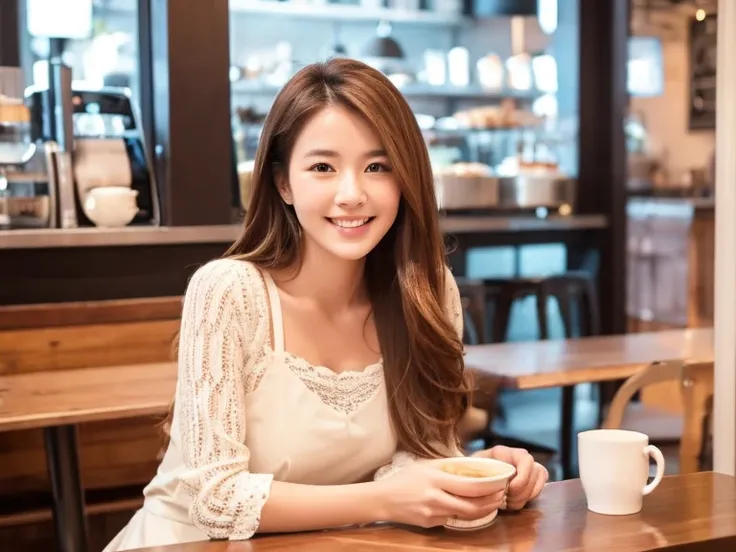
[642,444,665,496]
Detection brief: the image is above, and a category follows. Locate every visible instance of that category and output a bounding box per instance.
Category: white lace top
[103,258,464,551]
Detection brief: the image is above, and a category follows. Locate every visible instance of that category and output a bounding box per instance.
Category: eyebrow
[303,148,388,158]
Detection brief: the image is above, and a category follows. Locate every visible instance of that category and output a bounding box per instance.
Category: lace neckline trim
[282,351,384,378]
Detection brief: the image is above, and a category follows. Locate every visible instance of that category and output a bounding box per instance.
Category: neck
[277,239,368,311]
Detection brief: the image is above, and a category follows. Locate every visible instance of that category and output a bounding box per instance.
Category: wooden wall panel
[0,320,179,375]
[0,242,226,306]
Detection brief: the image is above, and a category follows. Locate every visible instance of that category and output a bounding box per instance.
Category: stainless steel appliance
[434,172,500,210]
[498,173,577,209]
[435,171,577,211]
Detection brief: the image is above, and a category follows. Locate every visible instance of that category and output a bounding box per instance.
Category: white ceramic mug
[578,429,665,516]
[83,186,139,228]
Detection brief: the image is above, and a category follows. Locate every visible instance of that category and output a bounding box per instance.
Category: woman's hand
[472,445,548,510]
[375,462,507,528]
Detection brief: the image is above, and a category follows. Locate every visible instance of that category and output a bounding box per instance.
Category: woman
[104,58,547,550]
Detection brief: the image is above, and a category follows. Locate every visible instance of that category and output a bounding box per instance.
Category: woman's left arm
[376,266,548,509]
[442,268,549,507]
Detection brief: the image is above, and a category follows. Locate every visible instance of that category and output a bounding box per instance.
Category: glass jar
[0,96,35,229]
[0,96,33,164]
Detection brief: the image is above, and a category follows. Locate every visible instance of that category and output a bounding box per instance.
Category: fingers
[434,471,504,498]
[507,451,535,498]
[506,463,549,511]
[485,445,547,510]
[529,464,548,499]
[484,445,513,463]
[466,489,507,515]
[427,515,451,528]
[437,489,506,520]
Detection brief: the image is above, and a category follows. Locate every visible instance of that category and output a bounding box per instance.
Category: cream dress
[103,258,464,551]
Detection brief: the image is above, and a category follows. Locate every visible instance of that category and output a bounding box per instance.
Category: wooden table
[127,472,736,552]
[464,328,714,390]
[463,328,714,479]
[0,362,176,552]
[0,329,714,550]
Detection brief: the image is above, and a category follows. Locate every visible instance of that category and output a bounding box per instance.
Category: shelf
[98,0,468,26]
[396,84,538,101]
[228,0,469,26]
[0,216,608,249]
[231,80,539,102]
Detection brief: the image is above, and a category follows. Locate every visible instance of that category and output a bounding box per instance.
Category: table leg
[44,425,88,552]
[560,385,576,480]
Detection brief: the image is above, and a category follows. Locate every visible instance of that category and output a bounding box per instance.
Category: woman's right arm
[175,260,391,538]
[176,260,500,540]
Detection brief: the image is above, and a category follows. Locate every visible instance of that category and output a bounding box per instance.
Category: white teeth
[331,218,370,228]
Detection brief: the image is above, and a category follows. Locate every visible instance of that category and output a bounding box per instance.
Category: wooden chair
[456,278,487,346]
[679,361,714,473]
[603,359,714,473]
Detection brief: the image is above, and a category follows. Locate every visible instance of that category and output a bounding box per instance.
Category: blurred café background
[0,0,732,551]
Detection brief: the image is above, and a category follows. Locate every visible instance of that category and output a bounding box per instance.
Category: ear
[274,166,293,205]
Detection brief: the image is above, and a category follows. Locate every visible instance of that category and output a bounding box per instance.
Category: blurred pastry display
[452,100,542,130]
[439,161,493,177]
[518,160,560,173]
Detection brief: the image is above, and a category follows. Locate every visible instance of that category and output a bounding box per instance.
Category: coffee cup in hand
[432,457,515,531]
[578,429,665,516]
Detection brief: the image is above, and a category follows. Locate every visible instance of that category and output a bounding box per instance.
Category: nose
[334,171,366,207]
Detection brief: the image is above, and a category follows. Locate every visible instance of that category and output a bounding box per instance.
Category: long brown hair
[165,58,470,459]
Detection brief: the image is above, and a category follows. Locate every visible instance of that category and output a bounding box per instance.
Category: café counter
[0,215,607,250]
[0,215,608,305]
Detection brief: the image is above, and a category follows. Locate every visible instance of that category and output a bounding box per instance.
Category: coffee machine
[22,68,161,228]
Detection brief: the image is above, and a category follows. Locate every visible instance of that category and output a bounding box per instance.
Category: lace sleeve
[374,444,464,481]
[374,266,465,481]
[374,451,419,480]
[175,259,274,541]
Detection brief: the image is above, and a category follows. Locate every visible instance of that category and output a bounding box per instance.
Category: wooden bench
[0,361,177,550]
[0,297,182,551]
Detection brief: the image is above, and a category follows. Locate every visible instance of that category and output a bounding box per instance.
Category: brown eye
[310,163,333,172]
[366,162,389,173]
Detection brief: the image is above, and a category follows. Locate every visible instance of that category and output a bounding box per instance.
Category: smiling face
[277,105,401,262]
